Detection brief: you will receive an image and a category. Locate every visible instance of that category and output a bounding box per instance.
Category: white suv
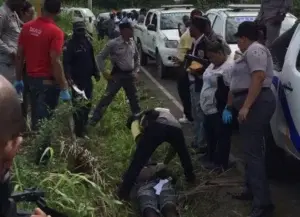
[134,5,194,78]
[205,4,297,59]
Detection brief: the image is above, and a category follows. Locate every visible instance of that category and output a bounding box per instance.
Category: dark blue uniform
[63,34,99,137]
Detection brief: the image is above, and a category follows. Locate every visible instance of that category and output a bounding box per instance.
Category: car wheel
[264,124,286,179]
[156,52,167,79]
[137,41,147,66]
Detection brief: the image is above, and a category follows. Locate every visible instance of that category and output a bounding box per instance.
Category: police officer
[0,0,24,83]
[117,107,195,200]
[224,21,275,217]
[63,21,100,138]
[256,0,292,47]
[90,22,141,126]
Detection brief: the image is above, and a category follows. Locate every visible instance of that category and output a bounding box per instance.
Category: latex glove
[222,107,232,124]
[14,80,24,94]
[60,89,71,101]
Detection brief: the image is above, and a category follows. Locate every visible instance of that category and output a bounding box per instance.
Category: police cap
[73,21,86,30]
[234,21,258,41]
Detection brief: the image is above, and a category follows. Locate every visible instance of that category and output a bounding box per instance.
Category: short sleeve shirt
[200,58,234,115]
[18,17,64,78]
[230,42,274,92]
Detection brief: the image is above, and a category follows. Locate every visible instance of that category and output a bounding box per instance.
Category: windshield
[160,12,190,30]
[83,8,95,18]
[225,15,297,44]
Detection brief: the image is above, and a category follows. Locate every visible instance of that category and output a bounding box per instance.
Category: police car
[134,5,194,79]
[205,4,297,59]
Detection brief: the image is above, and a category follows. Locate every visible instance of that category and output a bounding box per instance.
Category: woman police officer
[223,21,276,217]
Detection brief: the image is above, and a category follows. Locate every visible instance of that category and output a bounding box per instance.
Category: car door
[147,13,158,57]
[276,24,300,156]
[211,15,225,38]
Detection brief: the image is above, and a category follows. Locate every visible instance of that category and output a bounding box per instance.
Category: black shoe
[230,191,253,201]
[248,205,274,217]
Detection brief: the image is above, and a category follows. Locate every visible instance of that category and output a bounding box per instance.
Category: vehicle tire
[156,52,168,79]
[137,40,147,66]
[264,124,286,179]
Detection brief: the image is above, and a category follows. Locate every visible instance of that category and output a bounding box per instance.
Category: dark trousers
[91,74,140,124]
[233,89,275,208]
[204,112,232,169]
[72,79,93,137]
[176,69,193,120]
[27,77,60,131]
[118,122,195,197]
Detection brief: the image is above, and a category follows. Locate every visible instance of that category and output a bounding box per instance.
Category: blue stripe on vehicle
[272,76,300,151]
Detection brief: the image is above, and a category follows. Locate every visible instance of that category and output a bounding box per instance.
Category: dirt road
[139,61,300,217]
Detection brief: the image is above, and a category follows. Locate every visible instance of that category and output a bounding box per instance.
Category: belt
[232,87,270,98]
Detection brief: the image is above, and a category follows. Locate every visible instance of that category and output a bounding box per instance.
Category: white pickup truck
[134,5,193,79]
[265,21,300,171]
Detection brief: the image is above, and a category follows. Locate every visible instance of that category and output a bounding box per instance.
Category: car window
[212,16,223,35]
[160,12,190,30]
[74,10,83,18]
[151,13,158,28]
[145,12,153,26]
[225,16,296,44]
[207,13,216,25]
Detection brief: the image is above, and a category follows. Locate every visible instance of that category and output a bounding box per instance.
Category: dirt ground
[139,72,300,217]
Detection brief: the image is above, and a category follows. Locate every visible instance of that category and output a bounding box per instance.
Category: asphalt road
[139,61,300,217]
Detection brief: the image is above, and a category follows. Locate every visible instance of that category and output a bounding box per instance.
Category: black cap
[119,21,132,30]
[73,21,86,30]
[234,21,257,38]
[191,15,209,32]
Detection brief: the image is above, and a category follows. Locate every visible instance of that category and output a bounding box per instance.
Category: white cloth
[200,58,234,115]
[153,179,169,195]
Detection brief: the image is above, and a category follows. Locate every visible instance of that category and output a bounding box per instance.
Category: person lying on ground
[135,163,178,217]
[0,75,48,217]
[117,107,195,200]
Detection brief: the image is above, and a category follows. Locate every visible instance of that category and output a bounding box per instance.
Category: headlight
[165,40,178,48]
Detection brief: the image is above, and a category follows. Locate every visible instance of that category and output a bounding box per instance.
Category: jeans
[189,83,206,148]
[204,112,232,169]
[91,73,140,125]
[72,79,93,137]
[233,89,275,208]
[27,77,60,131]
[176,68,193,121]
[118,122,195,198]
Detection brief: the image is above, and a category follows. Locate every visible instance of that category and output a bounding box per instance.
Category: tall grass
[12,13,134,217]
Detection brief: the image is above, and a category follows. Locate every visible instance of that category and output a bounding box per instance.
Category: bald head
[0,76,24,145]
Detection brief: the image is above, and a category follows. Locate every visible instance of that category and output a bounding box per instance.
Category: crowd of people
[96,8,147,40]
[0,0,292,216]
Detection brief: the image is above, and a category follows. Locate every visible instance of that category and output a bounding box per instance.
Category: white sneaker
[179,115,192,124]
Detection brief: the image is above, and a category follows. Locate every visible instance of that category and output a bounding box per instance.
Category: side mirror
[147,24,156,31]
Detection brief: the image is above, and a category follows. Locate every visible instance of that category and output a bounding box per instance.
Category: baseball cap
[234,21,257,38]
[73,21,86,30]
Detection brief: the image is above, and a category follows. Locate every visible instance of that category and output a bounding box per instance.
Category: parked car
[67,7,96,35]
[134,5,194,79]
[205,4,297,59]
[122,8,140,13]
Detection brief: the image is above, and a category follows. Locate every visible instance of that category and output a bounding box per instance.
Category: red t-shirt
[18,17,64,78]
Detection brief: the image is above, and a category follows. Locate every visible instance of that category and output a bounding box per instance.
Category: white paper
[153,179,169,195]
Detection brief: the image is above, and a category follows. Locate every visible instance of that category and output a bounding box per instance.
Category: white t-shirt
[200,58,234,115]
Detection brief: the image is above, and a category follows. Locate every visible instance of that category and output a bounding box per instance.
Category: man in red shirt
[15,0,70,165]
